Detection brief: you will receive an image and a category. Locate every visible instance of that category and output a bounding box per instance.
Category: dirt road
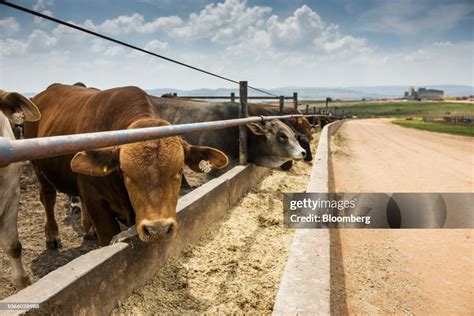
[330,119,474,315]
[331,118,473,192]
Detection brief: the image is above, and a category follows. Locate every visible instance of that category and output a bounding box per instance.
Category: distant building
[403,86,443,100]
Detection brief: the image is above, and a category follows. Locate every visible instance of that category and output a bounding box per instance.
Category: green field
[300,101,474,118]
[392,119,474,137]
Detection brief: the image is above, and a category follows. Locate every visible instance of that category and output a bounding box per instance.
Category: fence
[172,92,299,115]
[0,112,329,168]
[422,116,472,126]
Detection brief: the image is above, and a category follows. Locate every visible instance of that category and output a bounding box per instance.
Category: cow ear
[0,91,41,123]
[246,122,267,135]
[181,140,229,173]
[70,147,119,176]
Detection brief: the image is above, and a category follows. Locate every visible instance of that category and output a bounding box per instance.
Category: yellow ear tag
[198,160,212,173]
[102,165,108,173]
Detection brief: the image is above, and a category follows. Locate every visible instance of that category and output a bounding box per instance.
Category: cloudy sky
[0,0,473,92]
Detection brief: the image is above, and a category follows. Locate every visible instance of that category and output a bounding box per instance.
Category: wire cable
[1,0,278,97]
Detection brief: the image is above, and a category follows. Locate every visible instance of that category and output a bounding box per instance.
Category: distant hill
[147,85,474,100]
[21,85,473,101]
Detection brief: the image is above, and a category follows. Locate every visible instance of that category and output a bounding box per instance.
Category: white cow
[0,90,41,289]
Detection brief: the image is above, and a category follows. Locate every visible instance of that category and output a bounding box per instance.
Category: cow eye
[278,134,288,143]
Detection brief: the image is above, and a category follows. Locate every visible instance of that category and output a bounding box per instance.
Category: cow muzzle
[292,148,306,160]
[138,218,178,242]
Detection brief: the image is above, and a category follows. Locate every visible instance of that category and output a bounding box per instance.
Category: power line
[0,0,278,97]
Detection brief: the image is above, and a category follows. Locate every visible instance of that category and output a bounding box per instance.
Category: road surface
[330,119,474,315]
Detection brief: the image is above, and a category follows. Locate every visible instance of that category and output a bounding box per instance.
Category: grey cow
[150,96,306,169]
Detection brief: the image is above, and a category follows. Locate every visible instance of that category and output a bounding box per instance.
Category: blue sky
[1,0,473,92]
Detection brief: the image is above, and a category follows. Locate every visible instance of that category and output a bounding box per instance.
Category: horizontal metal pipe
[0,114,313,167]
[175,96,295,100]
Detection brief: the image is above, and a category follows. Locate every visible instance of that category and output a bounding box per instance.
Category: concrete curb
[273,120,346,315]
[1,164,269,315]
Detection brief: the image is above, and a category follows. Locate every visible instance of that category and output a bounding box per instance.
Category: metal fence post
[279,96,284,115]
[293,92,298,112]
[239,81,248,165]
[230,92,235,103]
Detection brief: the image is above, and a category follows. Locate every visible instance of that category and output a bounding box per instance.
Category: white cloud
[170,0,272,42]
[34,10,54,25]
[103,45,125,57]
[0,29,56,56]
[0,17,20,34]
[360,0,474,34]
[96,13,145,35]
[137,16,183,33]
[223,2,372,65]
[267,5,324,45]
[403,49,432,62]
[78,13,182,35]
[89,39,107,53]
[144,39,169,51]
[322,36,370,54]
[433,41,453,47]
[33,0,53,11]
[0,38,28,56]
[27,29,57,49]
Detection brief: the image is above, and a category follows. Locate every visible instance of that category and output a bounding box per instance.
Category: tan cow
[0,90,41,289]
[24,84,229,247]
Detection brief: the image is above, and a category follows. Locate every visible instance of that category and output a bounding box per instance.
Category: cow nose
[301,150,306,158]
[144,223,173,236]
[140,219,177,240]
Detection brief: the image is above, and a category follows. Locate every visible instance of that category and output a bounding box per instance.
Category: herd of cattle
[0,83,334,292]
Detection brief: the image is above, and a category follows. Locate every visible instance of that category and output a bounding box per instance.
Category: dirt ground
[113,134,320,314]
[330,119,474,315]
[0,164,206,300]
[0,162,98,299]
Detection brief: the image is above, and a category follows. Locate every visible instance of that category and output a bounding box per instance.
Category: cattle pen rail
[0,114,325,168]
[169,92,299,114]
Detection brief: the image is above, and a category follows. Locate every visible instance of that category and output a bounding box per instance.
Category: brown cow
[1,90,41,289]
[261,104,313,142]
[24,84,228,247]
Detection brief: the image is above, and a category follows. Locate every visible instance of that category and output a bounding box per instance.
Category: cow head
[295,117,313,142]
[246,119,306,168]
[0,90,41,124]
[70,118,228,242]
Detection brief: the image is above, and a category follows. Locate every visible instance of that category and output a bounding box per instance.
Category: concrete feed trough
[1,164,269,315]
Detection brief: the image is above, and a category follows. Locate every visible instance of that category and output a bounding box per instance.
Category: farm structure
[404,87,444,100]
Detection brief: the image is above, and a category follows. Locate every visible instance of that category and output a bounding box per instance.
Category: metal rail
[0,114,323,168]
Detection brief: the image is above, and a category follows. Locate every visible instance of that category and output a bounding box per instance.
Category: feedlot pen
[0,133,320,314]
